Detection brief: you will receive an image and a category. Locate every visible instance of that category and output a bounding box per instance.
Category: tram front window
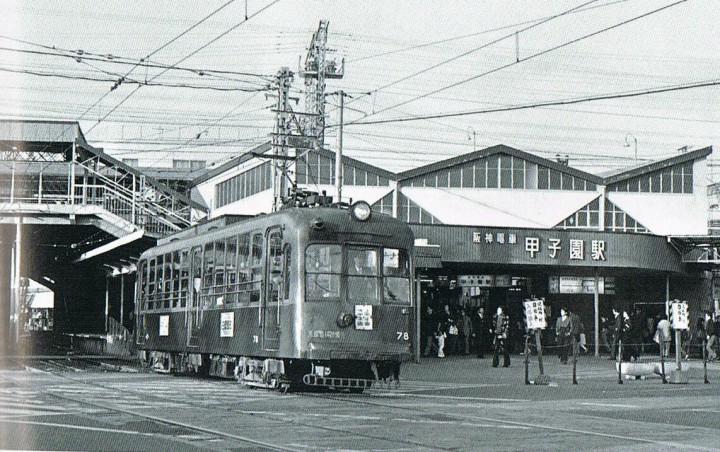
[347,248,380,305]
[305,244,341,300]
[382,248,411,305]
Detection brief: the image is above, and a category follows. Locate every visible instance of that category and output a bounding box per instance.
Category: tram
[135,197,415,391]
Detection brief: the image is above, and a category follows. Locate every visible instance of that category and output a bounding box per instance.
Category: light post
[467,127,476,153]
[624,133,637,163]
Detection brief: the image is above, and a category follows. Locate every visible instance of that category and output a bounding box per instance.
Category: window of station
[556,198,600,229]
[371,192,393,216]
[397,193,442,224]
[215,162,272,208]
[406,155,593,191]
[305,244,341,300]
[610,162,693,194]
[604,199,649,233]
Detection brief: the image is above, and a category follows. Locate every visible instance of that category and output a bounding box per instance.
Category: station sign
[548,276,615,295]
[523,298,547,330]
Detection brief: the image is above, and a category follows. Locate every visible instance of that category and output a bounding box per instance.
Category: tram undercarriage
[142,351,400,392]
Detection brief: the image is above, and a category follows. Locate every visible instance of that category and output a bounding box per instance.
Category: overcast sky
[1,0,719,181]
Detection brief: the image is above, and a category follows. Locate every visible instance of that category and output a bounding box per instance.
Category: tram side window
[148,257,157,310]
[179,250,189,308]
[214,240,226,305]
[347,248,380,305]
[238,233,251,304]
[226,237,238,305]
[164,253,172,309]
[172,251,180,308]
[305,244,341,300]
[268,230,284,302]
[250,232,263,302]
[137,260,147,311]
[382,248,411,305]
[203,243,214,306]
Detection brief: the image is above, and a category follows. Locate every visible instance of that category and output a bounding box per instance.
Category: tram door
[263,228,284,350]
[187,246,202,347]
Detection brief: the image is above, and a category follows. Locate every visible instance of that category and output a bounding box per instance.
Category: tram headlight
[350,201,371,222]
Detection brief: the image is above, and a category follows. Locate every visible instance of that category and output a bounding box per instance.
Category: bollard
[524,334,530,385]
[703,339,709,384]
[617,340,623,384]
[572,339,578,385]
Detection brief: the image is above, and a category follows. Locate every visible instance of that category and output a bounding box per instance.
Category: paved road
[1,355,719,451]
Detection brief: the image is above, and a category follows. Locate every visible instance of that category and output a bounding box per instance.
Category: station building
[192,142,716,354]
[1,118,716,357]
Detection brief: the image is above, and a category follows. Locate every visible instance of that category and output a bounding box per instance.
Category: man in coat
[492,306,510,368]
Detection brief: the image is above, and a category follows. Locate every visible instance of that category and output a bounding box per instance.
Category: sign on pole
[523,298,547,330]
[669,300,689,330]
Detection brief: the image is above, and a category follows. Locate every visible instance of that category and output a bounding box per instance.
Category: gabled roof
[192,142,272,186]
[396,144,604,184]
[601,146,712,185]
[191,141,397,186]
[0,119,87,154]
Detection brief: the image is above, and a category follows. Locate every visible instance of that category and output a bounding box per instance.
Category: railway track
[3,366,452,451]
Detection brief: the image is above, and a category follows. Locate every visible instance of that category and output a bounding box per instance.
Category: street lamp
[467,127,476,153]
[624,133,637,164]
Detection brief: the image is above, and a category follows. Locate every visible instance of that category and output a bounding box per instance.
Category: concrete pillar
[594,272,600,357]
[0,225,12,355]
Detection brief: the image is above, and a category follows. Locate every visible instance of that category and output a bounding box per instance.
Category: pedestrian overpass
[0,120,208,354]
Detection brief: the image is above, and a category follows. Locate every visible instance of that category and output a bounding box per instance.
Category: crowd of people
[421,298,720,364]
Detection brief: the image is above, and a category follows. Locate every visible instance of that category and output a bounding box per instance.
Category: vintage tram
[135,200,415,391]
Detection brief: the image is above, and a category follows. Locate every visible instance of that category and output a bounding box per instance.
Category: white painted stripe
[579,402,640,408]
[1,419,162,436]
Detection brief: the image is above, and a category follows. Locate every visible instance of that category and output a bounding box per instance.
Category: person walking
[492,306,510,368]
[613,306,631,362]
[705,311,717,361]
[656,314,672,358]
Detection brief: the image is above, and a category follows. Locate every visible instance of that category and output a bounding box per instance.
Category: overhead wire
[348,0,688,125]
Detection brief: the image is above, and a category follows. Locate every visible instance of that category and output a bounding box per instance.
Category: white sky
[1,0,719,181]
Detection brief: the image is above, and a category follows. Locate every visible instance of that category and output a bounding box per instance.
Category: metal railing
[1,161,193,237]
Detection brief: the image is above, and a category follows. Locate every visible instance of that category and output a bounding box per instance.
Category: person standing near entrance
[492,306,510,368]
[555,308,573,365]
[458,309,473,355]
[471,307,488,358]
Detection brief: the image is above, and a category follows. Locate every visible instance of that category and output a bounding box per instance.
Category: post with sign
[668,300,689,384]
[523,299,551,385]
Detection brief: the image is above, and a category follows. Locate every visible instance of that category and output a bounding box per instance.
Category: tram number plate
[396,332,409,341]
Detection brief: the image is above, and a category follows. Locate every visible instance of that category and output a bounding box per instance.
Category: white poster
[220,312,234,337]
[523,299,547,330]
[159,315,169,337]
[354,304,373,330]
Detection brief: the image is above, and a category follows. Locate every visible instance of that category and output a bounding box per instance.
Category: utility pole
[300,20,343,184]
[336,90,345,203]
[271,68,293,212]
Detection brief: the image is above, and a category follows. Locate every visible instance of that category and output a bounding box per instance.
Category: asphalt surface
[0,353,719,451]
